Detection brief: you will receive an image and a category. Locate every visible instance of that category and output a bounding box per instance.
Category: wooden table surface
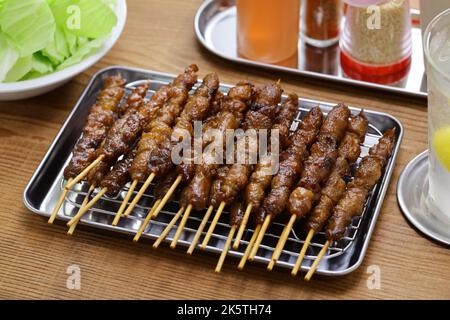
[1,0,449,300]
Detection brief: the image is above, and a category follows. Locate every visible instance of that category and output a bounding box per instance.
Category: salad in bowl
[0,0,127,101]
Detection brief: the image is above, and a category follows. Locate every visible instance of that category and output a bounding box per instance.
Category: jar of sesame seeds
[340,0,413,84]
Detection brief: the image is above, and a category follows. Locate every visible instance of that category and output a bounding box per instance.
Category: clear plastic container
[302,0,344,48]
[340,0,412,83]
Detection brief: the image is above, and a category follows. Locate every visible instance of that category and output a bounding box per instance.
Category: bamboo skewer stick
[215,226,236,273]
[67,184,96,235]
[237,224,261,270]
[187,205,214,255]
[149,175,182,221]
[291,229,315,276]
[249,214,271,260]
[65,155,105,190]
[233,204,252,250]
[112,179,138,226]
[170,204,193,249]
[153,206,185,249]
[48,178,73,224]
[66,187,108,227]
[304,240,330,281]
[133,199,161,242]
[201,201,226,250]
[123,173,156,217]
[267,214,296,271]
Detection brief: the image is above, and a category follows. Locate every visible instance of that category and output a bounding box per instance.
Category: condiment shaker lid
[343,0,391,7]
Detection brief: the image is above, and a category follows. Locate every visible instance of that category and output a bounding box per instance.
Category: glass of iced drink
[237,0,300,64]
[423,9,450,218]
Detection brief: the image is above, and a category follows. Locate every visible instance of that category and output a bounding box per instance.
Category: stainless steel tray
[23,66,403,276]
[195,0,427,98]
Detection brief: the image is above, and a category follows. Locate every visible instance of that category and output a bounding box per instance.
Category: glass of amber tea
[237,0,300,64]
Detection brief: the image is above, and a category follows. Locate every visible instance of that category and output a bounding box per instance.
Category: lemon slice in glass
[433,126,450,172]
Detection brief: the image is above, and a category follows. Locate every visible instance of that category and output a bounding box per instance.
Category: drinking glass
[237,0,300,64]
[423,9,450,218]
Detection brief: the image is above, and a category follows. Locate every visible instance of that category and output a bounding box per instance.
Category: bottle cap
[343,0,390,7]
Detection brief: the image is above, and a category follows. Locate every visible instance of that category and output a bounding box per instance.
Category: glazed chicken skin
[179,82,253,211]
[259,106,324,225]
[64,75,126,179]
[243,94,299,219]
[173,88,224,183]
[87,83,149,186]
[307,111,369,232]
[100,147,138,196]
[129,65,199,182]
[209,82,283,208]
[287,104,351,218]
[148,72,220,179]
[325,128,396,240]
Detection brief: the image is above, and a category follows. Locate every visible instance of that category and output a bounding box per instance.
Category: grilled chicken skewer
[66,83,149,228]
[216,94,301,272]
[234,94,299,249]
[118,65,199,221]
[86,83,149,187]
[132,72,220,242]
[67,146,138,234]
[305,128,396,280]
[291,110,368,276]
[68,71,177,228]
[202,82,283,254]
[148,88,224,218]
[49,75,126,224]
[110,80,176,223]
[268,104,351,270]
[246,106,323,263]
[168,82,253,250]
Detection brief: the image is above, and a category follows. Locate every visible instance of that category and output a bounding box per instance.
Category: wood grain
[1,0,449,300]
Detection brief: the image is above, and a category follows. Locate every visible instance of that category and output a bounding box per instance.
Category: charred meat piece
[64,75,126,179]
[325,128,396,240]
[304,111,368,231]
[179,82,254,210]
[149,73,220,179]
[87,83,149,186]
[260,106,323,225]
[129,65,199,181]
[209,82,283,208]
[242,94,298,224]
[287,104,351,218]
[100,147,138,196]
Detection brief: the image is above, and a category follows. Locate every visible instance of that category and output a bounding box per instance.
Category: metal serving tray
[195,0,427,98]
[23,66,403,276]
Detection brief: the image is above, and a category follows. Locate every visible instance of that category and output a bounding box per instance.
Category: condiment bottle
[302,0,344,47]
[340,0,413,84]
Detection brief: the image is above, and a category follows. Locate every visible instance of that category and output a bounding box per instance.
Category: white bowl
[0,0,127,101]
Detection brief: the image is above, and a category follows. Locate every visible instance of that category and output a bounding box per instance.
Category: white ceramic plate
[0,0,127,101]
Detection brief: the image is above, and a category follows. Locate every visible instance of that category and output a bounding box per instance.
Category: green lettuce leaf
[41,26,70,65]
[51,0,117,38]
[4,56,32,82]
[63,27,78,56]
[21,54,54,80]
[0,0,117,82]
[0,0,56,57]
[57,36,107,70]
[0,32,19,82]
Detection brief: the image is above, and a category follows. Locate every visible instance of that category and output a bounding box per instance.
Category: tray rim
[194,0,427,99]
[23,65,404,277]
